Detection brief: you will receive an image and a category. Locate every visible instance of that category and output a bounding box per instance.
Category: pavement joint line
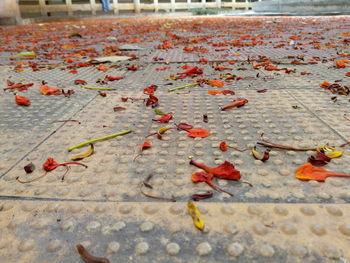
[0,93,99,179]
[284,89,349,142]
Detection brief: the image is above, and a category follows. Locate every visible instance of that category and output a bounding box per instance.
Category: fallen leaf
[296,163,350,182]
[176,123,193,131]
[219,141,228,152]
[146,94,159,107]
[43,157,87,172]
[39,85,61,95]
[152,114,173,123]
[187,202,205,231]
[15,95,30,106]
[98,91,107,97]
[221,98,248,111]
[141,140,152,151]
[71,144,94,161]
[74,79,87,85]
[191,191,213,201]
[208,90,235,95]
[76,244,110,263]
[207,79,224,88]
[187,128,211,138]
[190,159,241,180]
[24,162,35,173]
[105,75,123,81]
[257,89,268,93]
[113,106,126,111]
[144,85,157,95]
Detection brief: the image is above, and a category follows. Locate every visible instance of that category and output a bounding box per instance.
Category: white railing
[19,0,261,16]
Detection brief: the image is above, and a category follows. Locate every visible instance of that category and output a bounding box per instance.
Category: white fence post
[134,0,141,13]
[113,0,119,14]
[90,0,96,15]
[154,0,159,12]
[187,0,191,10]
[216,0,221,9]
[38,0,47,16]
[171,0,175,12]
[232,0,235,9]
[66,0,73,15]
[201,0,206,8]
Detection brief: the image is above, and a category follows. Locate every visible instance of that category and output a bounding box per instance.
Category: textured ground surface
[0,16,350,262]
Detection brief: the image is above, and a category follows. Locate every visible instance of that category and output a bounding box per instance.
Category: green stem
[68,130,133,151]
[167,83,198,92]
[81,85,116,91]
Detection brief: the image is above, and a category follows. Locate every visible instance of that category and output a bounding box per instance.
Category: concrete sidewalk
[0,16,350,262]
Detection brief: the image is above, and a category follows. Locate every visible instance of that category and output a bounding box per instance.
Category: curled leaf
[307,152,330,167]
[191,191,213,201]
[187,202,205,231]
[24,162,35,173]
[251,146,270,162]
[144,85,157,95]
[187,128,211,138]
[113,106,126,112]
[203,114,208,123]
[105,75,123,81]
[71,144,94,161]
[146,94,158,107]
[296,163,350,182]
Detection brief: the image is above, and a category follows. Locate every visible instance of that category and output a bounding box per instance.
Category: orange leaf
[336,59,350,69]
[296,163,350,182]
[15,95,30,106]
[207,79,224,88]
[319,81,331,89]
[97,64,109,71]
[39,85,61,95]
[346,72,350,77]
[187,128,211,138]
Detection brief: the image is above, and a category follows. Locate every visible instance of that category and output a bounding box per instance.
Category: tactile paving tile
[287,89,350,141]
[0,200,349,262]
[0,79,98,176]
[2,89,349,203]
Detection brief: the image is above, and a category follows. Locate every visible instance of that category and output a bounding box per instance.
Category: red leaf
[208,90,235,95]
[146,94,158,107]
[98,91,107,97]
[15,95,30,106]
[221,98,248,111]
[97,64,109,71]
[42,158,87,172]
[190,160,241,180]
[105,75,123,81]
[144,85,158,95]
[307,151,331,167]
[141,140,152,151]
[74,79,87,85]
[156,66,170,71]
[219,141,228,152]
[257,89,267,93]
[127,64,138,71]
[152,114,173,123]
[191,172,233,196]
[178,66,203,77]
[113,106,126,111]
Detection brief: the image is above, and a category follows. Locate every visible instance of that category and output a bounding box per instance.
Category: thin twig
[344,114,350,122]
[258,133,316,151]
[140,185,176,202]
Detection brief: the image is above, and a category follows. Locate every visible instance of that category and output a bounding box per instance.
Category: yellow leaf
[187,202,205,231]
[71,144,94,161]
[158,126,170,135]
